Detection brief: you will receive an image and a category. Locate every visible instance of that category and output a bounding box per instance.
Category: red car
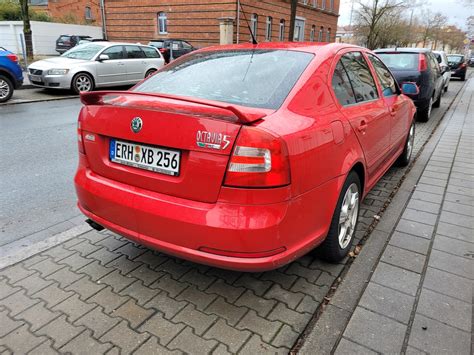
[75,43,416,271]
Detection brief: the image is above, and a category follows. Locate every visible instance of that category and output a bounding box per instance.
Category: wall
[47,0,102,26]
[0,21,102,56]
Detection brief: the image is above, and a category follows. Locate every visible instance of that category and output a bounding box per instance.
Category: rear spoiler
[80,91,268,124]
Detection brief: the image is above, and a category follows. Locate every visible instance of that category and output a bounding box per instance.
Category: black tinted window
[332,61,356,106]
[134,50,313,109]
[182,42,192,50]
[125,46,146,59]
[142,46,160,58]
[377,53,419,71]
[340,52,378,103]
[149,41,164,48]
[102,46,124,60]
[368,54,397,97]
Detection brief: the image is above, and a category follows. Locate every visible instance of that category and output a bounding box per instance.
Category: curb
[1,94,78,106]
[294,78,469,354]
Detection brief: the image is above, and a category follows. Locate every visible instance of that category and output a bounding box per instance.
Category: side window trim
[366,53,400,97]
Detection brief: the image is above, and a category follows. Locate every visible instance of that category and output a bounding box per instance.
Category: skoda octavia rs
[75,43,416,271]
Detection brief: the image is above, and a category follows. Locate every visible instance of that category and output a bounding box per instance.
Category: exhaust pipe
[85,219,104,231]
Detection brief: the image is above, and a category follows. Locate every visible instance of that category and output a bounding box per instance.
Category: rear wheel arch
[350,162,365,196]
[0,69,15,87]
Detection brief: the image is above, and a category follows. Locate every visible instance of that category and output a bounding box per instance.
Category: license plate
[29,74,41,81]
[110,139,180,176]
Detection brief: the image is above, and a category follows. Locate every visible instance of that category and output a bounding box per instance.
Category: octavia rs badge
[131,117,143,133]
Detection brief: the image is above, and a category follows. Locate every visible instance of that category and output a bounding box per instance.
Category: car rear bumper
[450,68,466,77]
[75,164,340,271]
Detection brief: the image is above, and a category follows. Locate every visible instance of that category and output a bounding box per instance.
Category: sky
[338,0,473,30]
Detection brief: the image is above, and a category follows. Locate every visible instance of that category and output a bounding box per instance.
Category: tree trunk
[19,0,33,60]
[288,0,298,41]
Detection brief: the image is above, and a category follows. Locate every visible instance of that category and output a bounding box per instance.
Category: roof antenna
[239,2,258,45]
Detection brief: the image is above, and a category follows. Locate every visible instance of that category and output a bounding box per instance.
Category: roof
[374,47,432,53]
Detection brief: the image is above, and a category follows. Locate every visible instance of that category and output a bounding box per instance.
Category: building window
[327,28,331,42]
[329,0,334,11]
[321,0,326,10]
[85,6,92,20]
[279,19,285,41]
[266,17,272,41]
[251,13,258,40]
[318,26,323,41]
[310,25,315,41]
[157,12,167,34]
[312,0,317,7]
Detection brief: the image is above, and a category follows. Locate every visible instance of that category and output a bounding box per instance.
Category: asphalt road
[0,98,82,246]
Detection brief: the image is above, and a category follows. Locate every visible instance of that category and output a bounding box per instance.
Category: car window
[62,43,105,60]
[102,46,124,60]
[428,54,440,73]
[149,41,164,48]
[377,53,419,71]
[135,49,314,110]
[170,42,180,50]
[141,46,160,58]
[182,42,192,50]
[332,61,356,106]
[447,55,463,63]
[368,54,397,97]
[125,46,146,59]
[340,52,378,103]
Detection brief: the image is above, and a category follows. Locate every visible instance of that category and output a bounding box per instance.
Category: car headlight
[47,69,69,75]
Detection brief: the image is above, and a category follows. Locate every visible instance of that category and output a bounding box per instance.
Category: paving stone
[416,288,471,332]
[60,330,112,354]
[67,276,105,300]
[235,290,276,317]
[179,269,216,291]
[139,312,185,345]
[14,273,53,295]
[271,323,299,349]
[94,236,128,252]
[344,307,406,354]
[168,326,218,354]
[1,290,38,316]
[204,319,251,353]
[0,279,19,301]
[46,266,83,287]
[404,345,428,355]
[211,343,232,355]
[66,240,101,257]
[437,221,473,243]
[0,263,34,283]
[134,336,182,354]
[238,334,286,354]
[158,260,191,280]
[291,277,329,302]
[236,310,282,342]
[401,208,438,226]
[415,183,445,195]
[418,177,447,188]
[58,252,93,271]
[133,251,169,270]
[100,320,150,354]
[205,297,247,326]
[381,245,426,273]
[106,255,142,275]
[33,283,74,308]
[27,258,64,277]
[359,282,415,324]
[428,250,473,279]
[389,232,431,255]
[115,243,146,260]
[120,280,158,306]
[14,301,58,331]
[173,303,217,336]
[440,210,473,229]
[260,270,298,290]
[176,285,216,310]
[442,200,473,216]
[80,230,110,245]
[0,308,23,337]
[205,268,242,285]
[99,270,136,293]
[36,314,83,348]
[334,338,378,355]
[371,262,421,296]
[268,302,312,332]
[150,274,188,297]
[21,255,48,268]
[285,263,322,283]
[0,324,45,354]
[28,340,59,355]
[406,199,441,214]
[145,292,187,320]
[423,267,472,303]
[112,299,154,328]
[447,183,472,196]
[395,219,434,239]
[408,314,470,354]
[444,192,473,207]
[433,235,473,259]
[127,264,162,286]
[77,260,114,281]
[205,279,246,303]
[295,294,319,314]
[411,190,443,204]
[88,287,129,314]
[88,247,121,266]
[52,294,95,322]
[234,275,272,296]
[75,306,120,338]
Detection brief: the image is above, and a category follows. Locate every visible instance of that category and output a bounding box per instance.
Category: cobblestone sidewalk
[334,78,473,354]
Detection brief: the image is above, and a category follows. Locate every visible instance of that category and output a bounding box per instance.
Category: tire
[0,74,14,103]
[433,92,441,108]
[72,73,94,94]
[318,171,361,262]
[460,74,466,81]
[145,69,156,78]
[444,85,448,93]
[396,121,415,167]
[417,97,433,122]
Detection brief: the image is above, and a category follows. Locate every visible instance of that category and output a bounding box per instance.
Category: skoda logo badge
[131,117,143,133]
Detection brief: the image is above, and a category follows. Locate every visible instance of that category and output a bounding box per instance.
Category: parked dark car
[375,48,444,122]
[148,39,195,63]
[0,47,23,103]
[447,54,467,81]
[56,35,93,54]
[469,55,474,67]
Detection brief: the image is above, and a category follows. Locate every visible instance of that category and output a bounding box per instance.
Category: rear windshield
[149,41,164,48]
[447,55,463,63]
[134,49,314,109]
[377,53,419,71]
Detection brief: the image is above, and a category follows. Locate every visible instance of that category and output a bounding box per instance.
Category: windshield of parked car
[447,55,463,63]
[376,53,419,71]
[134,49,314,109]
[149,41,164,48]
[61,43,105,60]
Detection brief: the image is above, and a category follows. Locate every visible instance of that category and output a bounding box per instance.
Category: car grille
[29,69,43,75]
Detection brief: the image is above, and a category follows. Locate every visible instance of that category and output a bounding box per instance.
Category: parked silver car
[27,42,165,93]
[433,50,451,93]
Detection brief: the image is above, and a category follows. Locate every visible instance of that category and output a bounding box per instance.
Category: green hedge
[0,0,51,21]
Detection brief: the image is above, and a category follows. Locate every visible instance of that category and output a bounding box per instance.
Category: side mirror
[401,82,419,96]
[98,54,110,61]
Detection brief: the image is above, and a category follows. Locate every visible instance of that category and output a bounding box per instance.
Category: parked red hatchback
[75,43,416,271]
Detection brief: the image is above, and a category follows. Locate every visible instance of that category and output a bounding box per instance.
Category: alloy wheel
[338,183,359,249]
[427,97,433,119]
[0,78,10,100]
[406,123,415,160]
[75,75,92,92]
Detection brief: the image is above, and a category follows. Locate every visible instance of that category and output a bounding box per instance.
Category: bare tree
[419,10,448,48]
[18,0,33,60]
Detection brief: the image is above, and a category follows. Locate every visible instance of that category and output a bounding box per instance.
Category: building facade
[104,0,340,47]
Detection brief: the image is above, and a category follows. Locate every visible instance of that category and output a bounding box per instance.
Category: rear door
[124,45,148,82]
[333,51,391,178]
[95,45,127,86]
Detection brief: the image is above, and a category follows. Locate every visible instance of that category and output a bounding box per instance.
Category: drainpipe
[236,0,240,44]
[100,0,107,40]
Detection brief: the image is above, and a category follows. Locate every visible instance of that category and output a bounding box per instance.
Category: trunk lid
[79,91,270,203]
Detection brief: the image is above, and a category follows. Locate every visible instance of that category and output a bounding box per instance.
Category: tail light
[159,48,168,53]
[460,63,467,69]
[224,126,290,187]
[77,115,85,154]
[418,54,427,71]
[6,53,18,63]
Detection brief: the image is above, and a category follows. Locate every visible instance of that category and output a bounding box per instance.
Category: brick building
[104,0,340,47]
[30,0,102,25]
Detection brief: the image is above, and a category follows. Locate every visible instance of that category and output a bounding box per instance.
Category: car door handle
[117,62,125,66]
[357,120,368,133]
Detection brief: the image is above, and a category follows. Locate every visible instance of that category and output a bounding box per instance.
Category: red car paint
[75,43,415,271]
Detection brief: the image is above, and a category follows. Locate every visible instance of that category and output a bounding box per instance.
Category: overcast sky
[338,0,473,30]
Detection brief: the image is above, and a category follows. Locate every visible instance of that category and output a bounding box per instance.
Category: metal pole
[19,32,28,67]
[349,0,355,27]
[100,0,107,39]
